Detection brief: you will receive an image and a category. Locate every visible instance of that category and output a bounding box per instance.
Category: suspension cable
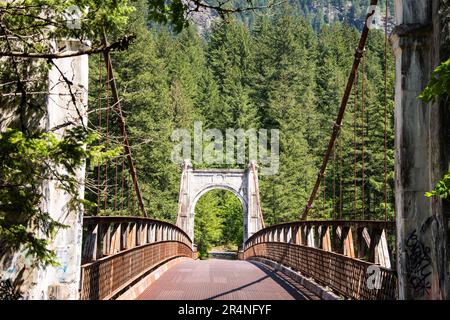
[301,0,378,220]
[353,67,359,221]
[361,56,366,220]
[131,174,135,214]
[127,173,131,211]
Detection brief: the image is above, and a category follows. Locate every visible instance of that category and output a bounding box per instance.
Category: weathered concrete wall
[176,160,264,243]
[392,0,449,300]
[0,40,88,299]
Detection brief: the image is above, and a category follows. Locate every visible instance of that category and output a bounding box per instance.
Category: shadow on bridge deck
[137,259,321,300]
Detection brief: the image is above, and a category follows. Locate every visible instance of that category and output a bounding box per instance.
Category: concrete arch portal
[176,160,264,244]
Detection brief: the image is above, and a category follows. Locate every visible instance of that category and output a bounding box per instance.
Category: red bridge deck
[137,259,320,300]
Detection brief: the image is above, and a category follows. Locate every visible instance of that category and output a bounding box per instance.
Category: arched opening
[193,189,244,259]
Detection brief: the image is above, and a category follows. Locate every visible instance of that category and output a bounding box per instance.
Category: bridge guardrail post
[368,227,380,263]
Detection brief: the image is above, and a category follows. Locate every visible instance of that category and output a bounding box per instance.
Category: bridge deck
[137,259,320,300]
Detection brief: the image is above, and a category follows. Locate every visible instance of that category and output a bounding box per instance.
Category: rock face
[391,0,449,300]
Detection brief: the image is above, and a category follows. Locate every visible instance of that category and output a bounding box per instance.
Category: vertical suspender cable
[323,172,326,216]
[127,174,131,211]
[339,138,343,219]
[114,155,118,211]
[104,67,110,210]
[353,68,359,221]
[121,156,125,212]
[333,145,336,220]
[251,163,266,229]
[131,177,136,214]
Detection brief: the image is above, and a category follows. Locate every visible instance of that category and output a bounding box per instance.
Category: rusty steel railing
[80,216,193,300]
[243,220,397,300]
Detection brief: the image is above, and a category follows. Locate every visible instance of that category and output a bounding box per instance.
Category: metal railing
[243,220,397,300]
[80,216,193,300]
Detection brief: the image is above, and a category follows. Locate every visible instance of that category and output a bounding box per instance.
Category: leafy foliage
[147,0,188,33]
[0,0,136,53]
